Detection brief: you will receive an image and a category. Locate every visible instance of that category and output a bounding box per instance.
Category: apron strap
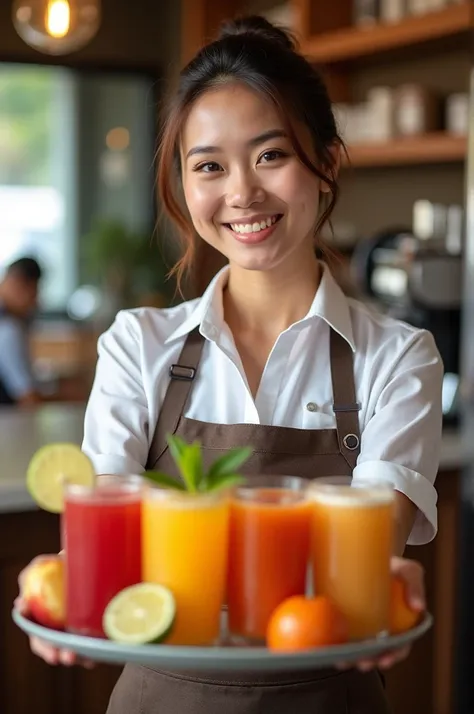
[145,327,205,470]
[330,328,361,470]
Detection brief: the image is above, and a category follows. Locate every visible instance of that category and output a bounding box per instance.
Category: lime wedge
[26,443,95,513]
[103,583,176,645]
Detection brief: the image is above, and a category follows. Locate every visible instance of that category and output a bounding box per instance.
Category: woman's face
[180,82,326,273]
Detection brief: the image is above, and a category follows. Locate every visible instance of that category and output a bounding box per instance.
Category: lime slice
[26,443,95,513]
[103,583,176,645]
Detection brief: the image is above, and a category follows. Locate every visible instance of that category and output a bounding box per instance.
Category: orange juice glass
[309,478,395,641]
[142,485,230,645]
[227,476,312,643]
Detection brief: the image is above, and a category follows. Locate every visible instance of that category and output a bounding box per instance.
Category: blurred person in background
[0,257,43,406]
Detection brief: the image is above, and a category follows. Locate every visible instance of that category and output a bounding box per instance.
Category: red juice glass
[62,475,142,637]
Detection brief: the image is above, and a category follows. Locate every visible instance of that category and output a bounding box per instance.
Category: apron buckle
[343,433,360,450]
[333,403,361,412]
[169,364,196,381]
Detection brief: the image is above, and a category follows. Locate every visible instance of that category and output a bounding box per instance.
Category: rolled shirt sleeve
[0,318,35,399]
[82,311,150,476]
[353,329,443,546]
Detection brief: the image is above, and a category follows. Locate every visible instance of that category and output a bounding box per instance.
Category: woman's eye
[259,150,286,163]
[195,161,222,173]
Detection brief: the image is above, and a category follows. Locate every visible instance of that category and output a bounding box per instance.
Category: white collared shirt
[82,263,443,545]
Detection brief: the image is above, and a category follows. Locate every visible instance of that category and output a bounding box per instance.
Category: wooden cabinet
[294,1,471,165]
[297,2,472,63]
[180,0,243,64]
[345,132,466,167]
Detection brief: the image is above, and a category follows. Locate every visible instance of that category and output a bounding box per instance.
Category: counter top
[0,404,86,514]
[0,405,470,514]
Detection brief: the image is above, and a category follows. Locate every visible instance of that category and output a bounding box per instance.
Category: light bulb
[12,0,101,55]
[46,1,70,38]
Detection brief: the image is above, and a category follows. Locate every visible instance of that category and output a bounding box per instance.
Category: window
[0,64,156,312]
[0,64,75,311]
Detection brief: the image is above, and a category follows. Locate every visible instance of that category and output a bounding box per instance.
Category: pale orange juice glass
[308,477,395,641]
[142,485,230,645]
[227,476,312,643]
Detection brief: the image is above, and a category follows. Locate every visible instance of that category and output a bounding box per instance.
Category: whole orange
[266,595,348,652]
[389,575,421,635]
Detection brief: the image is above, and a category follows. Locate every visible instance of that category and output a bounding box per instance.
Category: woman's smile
[223,214,283,244]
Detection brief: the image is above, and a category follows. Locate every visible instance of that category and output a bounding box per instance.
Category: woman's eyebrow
[185,129,287,160]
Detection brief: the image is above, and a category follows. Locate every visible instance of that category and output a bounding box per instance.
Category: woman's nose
[225,170,265,208]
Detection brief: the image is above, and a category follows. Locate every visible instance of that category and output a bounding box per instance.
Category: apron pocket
[137,667,349,714]
[106,665,390,714]
[255,675,349,713]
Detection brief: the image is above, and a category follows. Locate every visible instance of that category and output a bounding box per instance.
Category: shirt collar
[304,262,356,352]
[165,262,355,352]
[164,267,228,344]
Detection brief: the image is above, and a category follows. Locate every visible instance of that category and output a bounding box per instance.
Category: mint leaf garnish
[142,436,252,495]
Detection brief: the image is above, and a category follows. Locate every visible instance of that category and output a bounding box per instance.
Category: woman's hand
[338,556,425,672]
[14,554,95,669]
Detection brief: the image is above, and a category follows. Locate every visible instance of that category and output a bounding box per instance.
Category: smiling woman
[17,13,443,714]
[158,15,342,290]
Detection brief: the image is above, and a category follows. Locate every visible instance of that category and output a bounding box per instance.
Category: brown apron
[106,327,392,714]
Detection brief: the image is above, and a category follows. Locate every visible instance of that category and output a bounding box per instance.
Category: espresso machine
[351,201,463,425]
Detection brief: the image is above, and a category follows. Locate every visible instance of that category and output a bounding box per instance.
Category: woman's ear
[320,142,341,193]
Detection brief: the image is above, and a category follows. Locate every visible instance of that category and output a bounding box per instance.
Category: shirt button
[306,402,317,412]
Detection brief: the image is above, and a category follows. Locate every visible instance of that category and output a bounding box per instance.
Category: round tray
[12,609,432,672]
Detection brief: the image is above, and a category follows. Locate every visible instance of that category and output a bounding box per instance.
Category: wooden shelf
[344,133,467,167]
[302,3,472,64]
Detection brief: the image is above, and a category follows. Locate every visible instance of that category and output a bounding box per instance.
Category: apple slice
[23,557,65,630]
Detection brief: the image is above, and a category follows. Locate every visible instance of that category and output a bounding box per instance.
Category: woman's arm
[82,311,150,475]
[393,492,417,556]
[353,328,443,547]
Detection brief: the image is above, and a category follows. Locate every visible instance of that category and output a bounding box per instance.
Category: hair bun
[218,15,296,52]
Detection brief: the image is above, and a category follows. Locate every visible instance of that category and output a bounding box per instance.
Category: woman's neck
[223,257,321,338]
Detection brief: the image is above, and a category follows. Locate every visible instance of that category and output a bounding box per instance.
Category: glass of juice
[308,477,395,641]
[63,475,142,637]
[142,485,230,646]
[227,475,312,644]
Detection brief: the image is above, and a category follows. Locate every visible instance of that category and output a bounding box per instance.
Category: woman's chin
[227,252,285,273]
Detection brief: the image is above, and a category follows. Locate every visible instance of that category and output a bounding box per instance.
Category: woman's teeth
[229,215,279,234]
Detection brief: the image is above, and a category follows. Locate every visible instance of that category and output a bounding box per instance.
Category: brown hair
[157,15,344,291]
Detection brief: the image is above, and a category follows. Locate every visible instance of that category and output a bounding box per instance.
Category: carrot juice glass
[63,475,142,637]
[227,476,312,643]
[309,477,395,641]
[142,485,230,646]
